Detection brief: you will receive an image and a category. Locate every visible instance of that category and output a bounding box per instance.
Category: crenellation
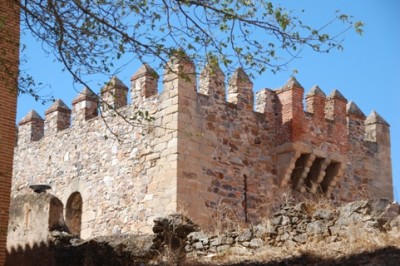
[227,68,254,111]
[163,54,197,99]
[44,99,71,135]
[131,64,159,103]
[100,76,128,111]
[305,85,326,120]
[346,101,366,152]
[325,89,348,153]
[199,63,226,101]
[10,59,393,243]
[276,76,305,143]
[346,101,365,119]
[365,111,390,144]
[304,86,328,150]
[255,89,277,129]
[325,89,347,121]
[71,87,99,125]
[18,110,44,144]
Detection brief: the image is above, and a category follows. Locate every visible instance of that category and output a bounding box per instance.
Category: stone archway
[65,192,82,236]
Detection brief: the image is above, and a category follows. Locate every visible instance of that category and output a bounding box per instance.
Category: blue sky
[17,1,399,199]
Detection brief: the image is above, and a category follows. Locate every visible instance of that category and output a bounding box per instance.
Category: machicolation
[9,56,393,245]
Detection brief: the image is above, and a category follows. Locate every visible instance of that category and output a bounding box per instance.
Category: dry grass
[184,193,400,266]
[190,228,400,265]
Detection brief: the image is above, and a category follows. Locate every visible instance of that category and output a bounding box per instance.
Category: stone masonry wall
[11,56,393,240]
[0,0,19,264]
[175,63,277,229]
[12,65,181,238]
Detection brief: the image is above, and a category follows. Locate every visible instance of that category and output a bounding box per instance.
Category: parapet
[16,58,390,156]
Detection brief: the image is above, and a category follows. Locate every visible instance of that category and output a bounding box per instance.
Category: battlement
[12,57,393,238]
[16,61,388,152]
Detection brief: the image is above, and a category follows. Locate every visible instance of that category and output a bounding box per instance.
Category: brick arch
[65,192,82,236]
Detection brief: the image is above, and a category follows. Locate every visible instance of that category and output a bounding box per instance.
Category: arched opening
[65,192,82,236]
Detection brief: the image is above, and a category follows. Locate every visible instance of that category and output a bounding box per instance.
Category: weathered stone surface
[11,59,393,244]
[7,193,67,249]
[184,200,400,261]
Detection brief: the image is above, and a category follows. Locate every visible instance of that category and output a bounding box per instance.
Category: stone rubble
[185,199,400,258]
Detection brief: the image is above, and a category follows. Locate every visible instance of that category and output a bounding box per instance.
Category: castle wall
[11,57,393,239]
[12,69,180,238]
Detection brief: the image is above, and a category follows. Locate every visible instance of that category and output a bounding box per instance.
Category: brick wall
[0,0,19,263]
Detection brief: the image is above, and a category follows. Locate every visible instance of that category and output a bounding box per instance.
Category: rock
[242,241,250,247]
[306,221,327,236]
[266,225,277,235]
[282,216,290,226]
[210,237,222,246]
[271,216,282,225]
[390,215,400,229]
[285,239,297,249]
[199,237,209,245]
[253,224,267,238]
[294,202,309,213]
[187,231,207,242]
[222,236,234,245]
[249,238,263,248]
[208,246,217,253]
[51,231,61,237]
[281,232,290,241]
[194,241,204,250]
[230,246,253,256]
[329,225,342,236]
[185,244,193,252]
[313,209,334,220]
[153,214,199,244]
[368,198,391,216]
[326,236,338,243]
[216,245,231,253]
[378,203,400,226]
[237,229,252,242]
[340,201,368,218]
[293,233,307,244]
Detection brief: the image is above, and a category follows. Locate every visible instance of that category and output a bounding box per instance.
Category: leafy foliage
[14,0,363,93]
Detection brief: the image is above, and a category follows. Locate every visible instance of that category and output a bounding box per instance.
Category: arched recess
[65,192,82,236]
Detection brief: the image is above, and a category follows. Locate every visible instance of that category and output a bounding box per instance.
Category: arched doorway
[65,192,82,236]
